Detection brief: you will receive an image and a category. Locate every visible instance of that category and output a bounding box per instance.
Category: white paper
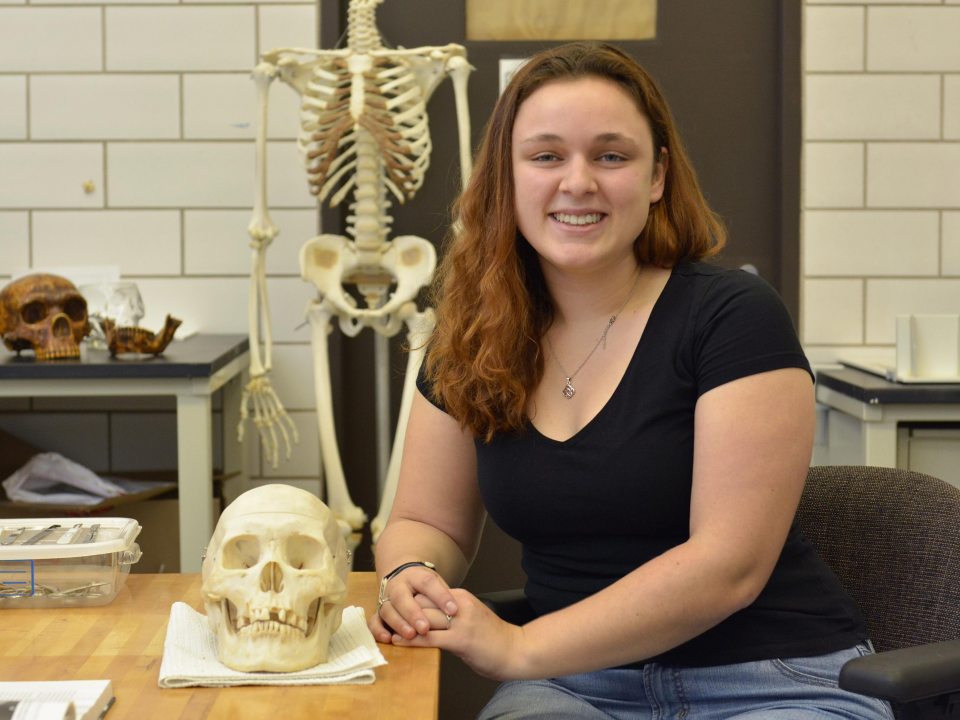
[158,604,387,688]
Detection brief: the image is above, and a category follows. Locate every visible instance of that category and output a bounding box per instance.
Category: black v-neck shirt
[422,262,867,667]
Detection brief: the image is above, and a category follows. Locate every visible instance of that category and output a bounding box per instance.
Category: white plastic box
[0,518,142,608]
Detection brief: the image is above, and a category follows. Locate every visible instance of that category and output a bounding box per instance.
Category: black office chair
[481,465,960,719]
[798,465,960,719]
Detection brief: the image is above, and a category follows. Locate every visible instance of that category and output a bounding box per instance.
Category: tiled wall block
[105,7,255,71]
[804,6,864,72]
[0,212,29,272]
[0,76,26,140]
[947,75,960,140]
[182,73,303,140]
[109,412,179,472]
[942,212,960,275]
[184,208,318,275]
[804,210,939,276]
[128,276,311,340]
[31,75,181,140]
[866,279,960,343]
[0,413,110,471]
[108,143,251,208]
[0,144,104,209]
[258,4,318,55]
[0,8,101,72]
[106,141,313,208]
[803,279,864,345]
[265,343,319,412]
[261,410,321,478]
[804,75,940,140]
[868,7,960,71]
[132,276,247,335]
[262,276,321,343]
[803,143,864,208]
[32,210,182,275]
[867,143,960,208]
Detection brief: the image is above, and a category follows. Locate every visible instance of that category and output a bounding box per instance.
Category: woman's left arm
[391,366,815,680]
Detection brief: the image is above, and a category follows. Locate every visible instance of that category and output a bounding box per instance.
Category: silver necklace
[544,270,643,400]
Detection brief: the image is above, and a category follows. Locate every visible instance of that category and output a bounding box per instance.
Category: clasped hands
[368,565,528,681]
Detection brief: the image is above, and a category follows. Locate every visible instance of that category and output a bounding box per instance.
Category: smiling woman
[371,42,893,720]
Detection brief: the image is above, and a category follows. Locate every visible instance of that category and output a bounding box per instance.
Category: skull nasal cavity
[51,314,72,338]
[260,561,284,592]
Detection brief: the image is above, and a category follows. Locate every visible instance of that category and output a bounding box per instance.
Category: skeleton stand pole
[370,305,435,541]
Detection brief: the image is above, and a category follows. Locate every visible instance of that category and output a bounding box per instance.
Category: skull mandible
[0,273,90,361]
[201,484,350,672]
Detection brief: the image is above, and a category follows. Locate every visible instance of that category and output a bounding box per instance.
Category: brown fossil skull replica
[0,273,90,361]
[201,484,350,672]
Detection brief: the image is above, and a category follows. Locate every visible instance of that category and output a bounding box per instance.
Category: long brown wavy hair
[425,42,727,441]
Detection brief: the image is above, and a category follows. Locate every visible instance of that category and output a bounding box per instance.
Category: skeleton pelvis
[300,234,436,318]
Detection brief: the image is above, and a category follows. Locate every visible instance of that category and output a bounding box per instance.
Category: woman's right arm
[370,389,485,642]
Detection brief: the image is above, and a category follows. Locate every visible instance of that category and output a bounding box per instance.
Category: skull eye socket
[20,301,48,325]
[285,535,325,570]
[222,535,261,569]
[63,297,87,321]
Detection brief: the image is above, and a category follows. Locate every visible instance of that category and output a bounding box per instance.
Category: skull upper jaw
[208,594,345,672]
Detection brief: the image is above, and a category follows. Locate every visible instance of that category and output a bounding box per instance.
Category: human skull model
[201,484,350,672]
[0,273,90,360]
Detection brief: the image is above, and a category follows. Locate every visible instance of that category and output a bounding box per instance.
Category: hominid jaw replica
[102,314,182,356]
[0,273,90,361]
[240,0,473,540]
[201,484,350,672]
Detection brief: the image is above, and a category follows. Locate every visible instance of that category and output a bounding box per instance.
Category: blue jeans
[478,643,894,719]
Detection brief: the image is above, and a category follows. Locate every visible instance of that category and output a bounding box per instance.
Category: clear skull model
[201,484,350,672]
[0,273,90,361]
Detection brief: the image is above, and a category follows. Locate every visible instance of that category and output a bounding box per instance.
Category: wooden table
[0,572,440,719]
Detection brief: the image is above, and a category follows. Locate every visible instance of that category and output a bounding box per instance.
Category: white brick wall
[6,1,954,492]
[803,0,960,366]
[0,0,321,488]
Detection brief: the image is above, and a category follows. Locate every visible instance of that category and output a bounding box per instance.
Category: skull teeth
[225,600,316,637]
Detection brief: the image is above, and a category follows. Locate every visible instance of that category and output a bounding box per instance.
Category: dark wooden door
[323,0,800,309]
[317,4,799,716]
[318,0,800,553]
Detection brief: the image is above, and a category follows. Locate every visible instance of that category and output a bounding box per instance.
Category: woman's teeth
[552,213,603,226]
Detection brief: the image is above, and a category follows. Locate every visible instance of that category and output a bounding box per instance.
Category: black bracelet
[378,561,437,606]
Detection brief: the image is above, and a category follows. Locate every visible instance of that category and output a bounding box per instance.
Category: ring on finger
[377,598,391,615]
[445,613,453,628]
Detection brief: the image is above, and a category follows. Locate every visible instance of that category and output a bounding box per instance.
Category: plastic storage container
[0,517,142,608]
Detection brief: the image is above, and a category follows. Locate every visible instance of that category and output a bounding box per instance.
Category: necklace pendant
[562,379,576,399]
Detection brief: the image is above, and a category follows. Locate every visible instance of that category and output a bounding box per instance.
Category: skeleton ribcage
[298,56,432,207]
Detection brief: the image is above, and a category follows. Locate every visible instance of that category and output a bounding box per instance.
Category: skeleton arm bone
[447,54,473,186]
[239,61,299,466]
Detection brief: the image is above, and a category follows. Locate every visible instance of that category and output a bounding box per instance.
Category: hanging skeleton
[242,0,472,536]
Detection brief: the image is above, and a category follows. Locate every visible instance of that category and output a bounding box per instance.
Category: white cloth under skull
[201,484,351,672]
